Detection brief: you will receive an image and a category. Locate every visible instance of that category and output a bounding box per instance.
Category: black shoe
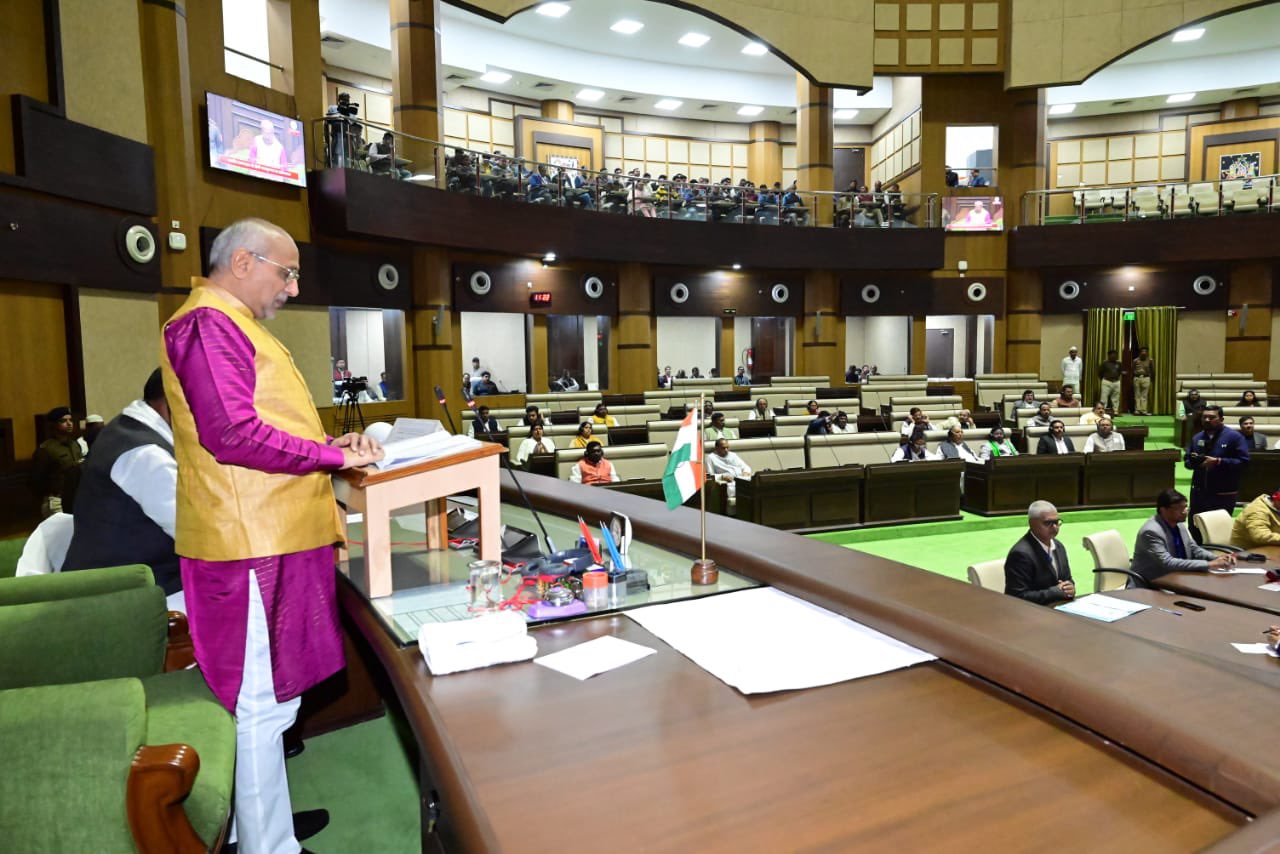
[284,733,306,759]
[295,809,329,842]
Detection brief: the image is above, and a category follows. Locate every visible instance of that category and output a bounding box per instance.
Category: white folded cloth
[419,611,538,675]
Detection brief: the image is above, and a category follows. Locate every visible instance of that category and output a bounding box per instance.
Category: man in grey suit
[1130,488,1234,584]
[1004,500,1075,605]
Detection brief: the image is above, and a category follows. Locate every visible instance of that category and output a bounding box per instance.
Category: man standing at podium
[162,218,382,854]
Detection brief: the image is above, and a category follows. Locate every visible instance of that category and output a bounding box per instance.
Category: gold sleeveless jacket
[160,282,342,561]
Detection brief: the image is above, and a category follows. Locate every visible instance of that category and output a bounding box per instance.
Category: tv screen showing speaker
[943,196,1003,232]
[206,92,306,188]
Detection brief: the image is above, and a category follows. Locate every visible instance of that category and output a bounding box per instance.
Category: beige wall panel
[1268,313,1280,382]
[1108,137,1133,159]
[1161,155,1185,179]
[444,136,466,150]
[732,144,750,166]
[1057,140,1081,163]
[604,157,623,172]
[623,136,644,159]
[1134,158,1159,182]
[938,38,965,65]
[711,143,732,166]
[60,0,147,143]
[905,38,932,65]
[1082,138,1107,162]
[623,159,642,173]
[939,4,966,30]
[690,142,710,164]
[1040,314,1085,381]
[1082,162,1107,184]
[973,2,1000,29]
[905,4,932,30]
[492,120,514,146]
[267,306,335,408]
[875,3,900,29]
[1176,311,1226,375]
[467,114,490,142]
[971,38,999,65]
[491,101,514,119]
[1163,114,1188,130]
[645,138,666,161]
[1162,131,1185,155]
[79,289,160,419]
[875,38,900,66]
[668,140,690,162]
[1108,160,1132,184]
[1134,134,1159,158]
[604,135,623,158]
[782,146,797,169]
[365,92,393,126]
[443,110,467,138]
[601,117,623,133]
[1056,163,1081,186]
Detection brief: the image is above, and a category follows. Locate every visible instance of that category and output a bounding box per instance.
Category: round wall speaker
[469,270,492,295]
[584,276,604,299]
[1192,275,1217,296]
[770,283,790,304]
[860,284,880,304]
[124,224,156,264]
[377,263,400,291]
[1059,280,1081,301]
[670,282,690,304]
[966,282,987,303]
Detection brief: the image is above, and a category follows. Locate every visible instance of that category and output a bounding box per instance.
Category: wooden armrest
[164,611,195,672]
[127,744,206,854]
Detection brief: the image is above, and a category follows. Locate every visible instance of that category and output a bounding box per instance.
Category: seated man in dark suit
[1130,488,1233,584]
[1004,500,1075,605]
[1036,419,1076,455]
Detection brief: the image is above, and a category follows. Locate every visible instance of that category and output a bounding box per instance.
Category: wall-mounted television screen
[943,196,1003,232]
[206,92,306,188]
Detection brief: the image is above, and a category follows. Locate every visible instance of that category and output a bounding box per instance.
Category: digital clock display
[529,292,553,306]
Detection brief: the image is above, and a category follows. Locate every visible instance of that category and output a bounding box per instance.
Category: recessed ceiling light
[732,263,742,270]
[737,105,764,116]
[654,98,683,110]
[577,88,605,102]
[535,3,571,18]
[1048,103,1076,116]
[834,109,859,120]
[611,19,643,34]
[1172,27,1204,42]
[679,32,711,48]
[1166,92,1196,103]
[741,42,768,56]
[479,70,512,84]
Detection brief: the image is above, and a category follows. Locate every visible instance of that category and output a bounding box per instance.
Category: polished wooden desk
[1117,424,1149,451]
[334,444,505,598]
[962,455,1082,515]
[862,459,963,524]
[1080,449,1179,507]
[736,466,863,531]
[1156,570,1280,618]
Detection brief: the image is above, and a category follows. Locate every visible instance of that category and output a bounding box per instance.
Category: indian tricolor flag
[662,409,703,509]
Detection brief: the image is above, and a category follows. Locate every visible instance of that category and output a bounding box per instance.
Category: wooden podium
[333,442,506,598]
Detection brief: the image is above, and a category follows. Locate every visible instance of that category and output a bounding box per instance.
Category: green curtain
[1082,307,1124,407]
[1133,306,1178,416]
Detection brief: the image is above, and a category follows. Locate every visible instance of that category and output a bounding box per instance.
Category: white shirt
[1054,436,1070,454]
[515,435,554,465]
[901,419,932,436]
[829,422,855,434]
[111,399,177,539]
[1061,356,1082,385]
[1083,431,1126,453]
[706,450,752,481]
[748,408,773,421]
[1079,412,1103,425]
[890,445,940,462]
[1036,536,1062,579]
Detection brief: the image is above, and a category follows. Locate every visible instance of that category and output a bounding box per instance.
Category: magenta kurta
[166,308,346,711]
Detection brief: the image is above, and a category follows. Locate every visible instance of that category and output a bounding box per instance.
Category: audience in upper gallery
[522,405,544,429]
[938,425,979,462]
[469,405,500,438]
[900,407,934,435]
[1030,402,1054,427]
[1053,385,1077,408]
[978,426,1018,460]
[1083,417,1125,453]
[657,366,674,388]
[734,366,749,385]
[1079,402,1107,425]
[706,439,753,500]
[891,429,939,463]
[1231,489,1280,549]
[1238,390,1262,407]
[705,412,737,442]
[365,132,410,180]
[33,406,83,517]
[1037,420,1076,455]
[749,398,774,421]
[969,168,989,188]
[945,166,959,187]
[61,369,184,610]
[569,441,620,485]
[1239,416,1268,451]
[942,409,975,431]
[830,412,854,434]
[1130,488,1234,584]
[472,371,499,395]
[1004,500,1074,605]
[806,410,833,436]
[514,424,555,466]
[552,369,579,392]
[591,404,617,428]
[571,421,602,448]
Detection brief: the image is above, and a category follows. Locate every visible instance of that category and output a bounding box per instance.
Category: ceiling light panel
[654,99,683,110]
[741,42,768,56]
[679,32,711,48]
[535,3,571,18]
[611,19,644,34]
[1166,92,1196,103]
[737,105,764,116]
[1171,27,1204,42]
[1048,103,1076,115]
[577,88,606,102]
[479,70,512,84]
[833,109,859,120]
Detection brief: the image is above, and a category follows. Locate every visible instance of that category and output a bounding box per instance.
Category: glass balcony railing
[1022,175,1280,225]
[312,116,940,229]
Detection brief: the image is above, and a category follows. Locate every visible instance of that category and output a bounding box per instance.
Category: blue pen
[599,523,627,573]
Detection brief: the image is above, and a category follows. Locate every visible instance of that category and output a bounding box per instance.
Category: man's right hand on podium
[340,445,385,469]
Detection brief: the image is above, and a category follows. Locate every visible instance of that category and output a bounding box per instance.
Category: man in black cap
[63,370,184,608]
[32,406,82,517]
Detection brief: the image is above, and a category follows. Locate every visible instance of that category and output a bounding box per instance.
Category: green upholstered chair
[0,565,234,853]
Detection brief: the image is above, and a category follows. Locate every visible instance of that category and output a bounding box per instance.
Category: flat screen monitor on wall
[943,196,1003,232]
[206,92,306,188]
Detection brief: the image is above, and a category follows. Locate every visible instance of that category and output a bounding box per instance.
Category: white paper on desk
[1230,642,1280,657]
[624,587,935,695]
[1056,594,1150,623]
[1210,567,1268,575]
[1259,582,1280,592]
[534,635,657,681]
[384,417,444,444]
[375,430,482,470]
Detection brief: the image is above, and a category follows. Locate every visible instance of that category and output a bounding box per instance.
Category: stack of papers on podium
[1056,594,1149,622]
[625,587,935,694]
[365,419,482,470]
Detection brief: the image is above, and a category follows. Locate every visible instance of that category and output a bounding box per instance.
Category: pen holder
[690,558,718,586]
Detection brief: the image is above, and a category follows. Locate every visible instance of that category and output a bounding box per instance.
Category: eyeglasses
[1041,518,1063,527]
[248,252,301,283]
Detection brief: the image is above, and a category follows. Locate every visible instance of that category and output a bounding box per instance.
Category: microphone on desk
[434,386,462,435]
[435,385,556,555]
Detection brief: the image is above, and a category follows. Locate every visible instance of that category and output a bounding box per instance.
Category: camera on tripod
[338,376,368,398]
[335,92,360,118]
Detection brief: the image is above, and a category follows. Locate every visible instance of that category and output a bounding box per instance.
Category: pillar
[541,99,574,122]
[615,263,655,393]
[390,0,443,141]
[410,247,458,423]
[795,75,834,224]
[747,121,781,186]
[1222,98,1260,120]
[798,271,842,380]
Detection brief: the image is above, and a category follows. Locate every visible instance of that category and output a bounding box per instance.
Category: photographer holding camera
[1185,404,1250,540]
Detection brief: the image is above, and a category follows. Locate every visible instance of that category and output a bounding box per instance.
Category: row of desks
[963,449,1179,515]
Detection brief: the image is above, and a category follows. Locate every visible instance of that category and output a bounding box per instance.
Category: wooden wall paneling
[451,260,619,317]
[651,271,805,317]
[840,272,933,316]
[615,262,653,394]
[799,270,841,379]
[910,315,927,374]
[59,0,147,145]
[748,121,782,186]
[930,277,1006,317]
[1005,269,1042,375]
[1226,262,1272,379]
[390,0,443,141]
[0,0,52,174]
[1011,217,1280,268]
[0,280,72,460]
[410,246,454,424]
[1039,266,1230,313]
[530,315,548,393]
[1188,117,1280,181]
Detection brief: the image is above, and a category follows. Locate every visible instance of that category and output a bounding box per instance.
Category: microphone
[435,385,556,555]
[434,386,461,435]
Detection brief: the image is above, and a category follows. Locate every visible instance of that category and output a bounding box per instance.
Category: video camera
[337,376,368,397]
[334,92,360,118]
